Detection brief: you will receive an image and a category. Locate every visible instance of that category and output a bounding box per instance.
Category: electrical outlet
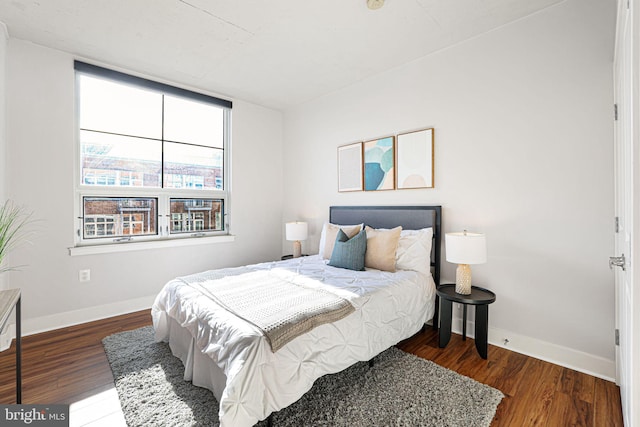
[79,269,91,282]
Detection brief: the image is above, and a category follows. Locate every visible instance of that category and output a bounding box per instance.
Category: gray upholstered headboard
[329,205,441,286]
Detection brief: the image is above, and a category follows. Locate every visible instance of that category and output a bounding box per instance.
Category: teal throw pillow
[328,228,367,271]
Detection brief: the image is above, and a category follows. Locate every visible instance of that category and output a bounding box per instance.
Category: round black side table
[436,284,496,359]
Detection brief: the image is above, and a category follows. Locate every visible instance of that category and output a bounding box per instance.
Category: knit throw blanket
[180,268,355,352]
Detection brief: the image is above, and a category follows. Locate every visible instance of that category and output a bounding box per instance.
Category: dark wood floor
[0,310,624,426]
[398,328,624,427]
[0,310,151,405]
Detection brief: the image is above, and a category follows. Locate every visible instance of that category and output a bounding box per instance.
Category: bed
[152,205,442,427]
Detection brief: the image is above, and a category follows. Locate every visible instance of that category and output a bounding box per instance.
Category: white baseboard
[22,295,156,337]
[449,317,616,382]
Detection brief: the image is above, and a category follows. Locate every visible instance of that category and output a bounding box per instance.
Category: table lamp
[445,230,487,294]
[286,221,308,258]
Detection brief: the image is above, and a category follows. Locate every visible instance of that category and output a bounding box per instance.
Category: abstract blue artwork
[364,136,395,191]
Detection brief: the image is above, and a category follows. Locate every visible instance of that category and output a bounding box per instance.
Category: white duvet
[152,255,436,427]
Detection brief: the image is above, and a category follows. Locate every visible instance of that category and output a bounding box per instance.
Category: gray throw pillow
[328,228,367,271]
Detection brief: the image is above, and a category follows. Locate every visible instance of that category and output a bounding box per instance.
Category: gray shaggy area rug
[103,326,503,427]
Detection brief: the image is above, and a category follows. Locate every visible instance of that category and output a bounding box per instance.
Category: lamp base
[292,241,302,258]
[455,264,472,294]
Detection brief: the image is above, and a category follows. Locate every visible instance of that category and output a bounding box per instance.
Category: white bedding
[152,255,436,427]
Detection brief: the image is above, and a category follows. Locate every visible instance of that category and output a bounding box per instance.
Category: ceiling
[0,0,565,110]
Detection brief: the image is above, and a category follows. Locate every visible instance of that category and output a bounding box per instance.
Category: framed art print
[396,128,434,189]
[363,136,395,191]
[337,142,363,192]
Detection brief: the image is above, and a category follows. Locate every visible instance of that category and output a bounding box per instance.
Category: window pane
[79,74,163,139]
[164,142,223,190]
[169,199,223,234]
[83,197,157,239]
[164,96,224,148]
[81,130,162,188]
[76,63,230,245]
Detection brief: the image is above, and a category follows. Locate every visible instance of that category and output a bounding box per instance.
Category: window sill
[68,234,235,256]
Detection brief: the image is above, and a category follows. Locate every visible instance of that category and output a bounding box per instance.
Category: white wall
[0,23,7,290]
[283,0,616,378]
[5,39,284,333]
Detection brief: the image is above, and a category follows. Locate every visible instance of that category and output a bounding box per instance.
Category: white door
[612,0,636,425]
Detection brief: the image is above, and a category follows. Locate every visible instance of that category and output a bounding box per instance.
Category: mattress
[152,255,436,427]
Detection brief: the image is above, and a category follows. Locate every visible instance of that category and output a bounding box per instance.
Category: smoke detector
[367,0,384,10]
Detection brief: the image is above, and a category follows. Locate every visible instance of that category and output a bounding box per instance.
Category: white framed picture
[396,128,434,189]
[337,142,363,192]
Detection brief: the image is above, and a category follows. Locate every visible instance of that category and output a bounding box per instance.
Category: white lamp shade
[445,231,487,264]
[286,222,308,241]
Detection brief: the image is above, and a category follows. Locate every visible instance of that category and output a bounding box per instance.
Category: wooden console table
[0,289,21,403]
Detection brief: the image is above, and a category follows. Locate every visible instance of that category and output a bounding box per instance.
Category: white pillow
[318,222,364,259]
[395,227,434,275]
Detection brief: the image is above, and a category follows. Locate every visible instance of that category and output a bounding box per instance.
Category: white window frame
[72,61,232,251]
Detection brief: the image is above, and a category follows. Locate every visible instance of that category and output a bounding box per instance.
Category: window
[84,215,115,237]
[169,199,223,234]
[74,62,231,246]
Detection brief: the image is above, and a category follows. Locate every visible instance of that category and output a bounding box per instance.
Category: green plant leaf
[0,200,34,274]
